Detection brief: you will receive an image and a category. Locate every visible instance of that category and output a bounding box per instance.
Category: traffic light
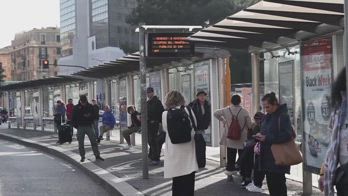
[42,59,49,69]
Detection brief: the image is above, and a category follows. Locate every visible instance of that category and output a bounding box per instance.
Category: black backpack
[167,106,194,144]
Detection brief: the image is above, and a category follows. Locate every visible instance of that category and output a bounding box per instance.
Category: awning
[73,52,140,79]
[0,75,83,91]
[190,0,344,50]
[72,50,206,79]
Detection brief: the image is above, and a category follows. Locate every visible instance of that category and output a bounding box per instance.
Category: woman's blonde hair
[165,91,185,109]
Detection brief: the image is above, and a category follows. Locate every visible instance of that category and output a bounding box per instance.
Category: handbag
[187,107,206,168]
[271,116,303,166]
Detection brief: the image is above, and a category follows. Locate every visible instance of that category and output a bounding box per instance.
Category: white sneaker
[246,183,263,193]
[224,170,233,176]
[121,145,132,150]
[245,183,254,189]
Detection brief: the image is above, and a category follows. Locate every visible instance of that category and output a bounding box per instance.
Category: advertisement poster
[279,60,294,124]
[181,74,192,103]
[194,61,211,144]
[194,61,210,96]
[302,37,333,172]
[234,87,252,115]
[149,72,162,99]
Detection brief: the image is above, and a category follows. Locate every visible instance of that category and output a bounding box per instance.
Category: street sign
[147,33,194,57]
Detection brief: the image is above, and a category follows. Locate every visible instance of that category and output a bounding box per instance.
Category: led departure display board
[147,33,194,57]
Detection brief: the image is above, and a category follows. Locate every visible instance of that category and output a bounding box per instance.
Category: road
[0,139,111,196]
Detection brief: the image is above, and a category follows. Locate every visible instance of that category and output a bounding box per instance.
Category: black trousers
[266,172,287,196]
[226,148,243,172]
[254,169,265,188]
[172,172,195,196]
[253,155,265,187]
[239,146,254,180]
[148,122,161,161]
[336,173,348,196]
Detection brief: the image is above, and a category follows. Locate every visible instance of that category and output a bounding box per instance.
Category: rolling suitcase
[58,124,73,144]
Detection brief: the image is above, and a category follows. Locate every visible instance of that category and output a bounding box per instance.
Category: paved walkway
[0,128,323,196]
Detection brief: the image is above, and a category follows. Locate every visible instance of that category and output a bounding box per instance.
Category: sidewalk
[0,128,323,196]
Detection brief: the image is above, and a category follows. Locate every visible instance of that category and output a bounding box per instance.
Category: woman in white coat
[162,91,198,196]
[214,94,252,186]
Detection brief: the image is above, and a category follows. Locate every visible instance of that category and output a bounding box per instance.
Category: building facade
[60,0,76,57]
[0,47,12,81]
[9,27,61,81]
[89,0,138,51]
[58,0,138,75]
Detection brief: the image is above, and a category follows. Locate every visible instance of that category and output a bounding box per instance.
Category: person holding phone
[255,92,293,196]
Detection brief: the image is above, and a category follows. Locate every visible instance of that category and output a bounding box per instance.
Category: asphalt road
[0,139,111,196]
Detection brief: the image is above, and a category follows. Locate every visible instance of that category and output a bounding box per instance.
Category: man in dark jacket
[189,91,211,131]
[72,95,104,162]
[147,87,164,165]
[189,91,211,168]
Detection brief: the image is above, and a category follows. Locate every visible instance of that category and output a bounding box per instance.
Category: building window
[40,34,46,44]
[56,35,61,42]
[92,41,95,50]
[57,48,61,55]
[39,47,48,59]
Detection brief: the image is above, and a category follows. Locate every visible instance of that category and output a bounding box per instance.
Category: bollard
[8,121,11,129]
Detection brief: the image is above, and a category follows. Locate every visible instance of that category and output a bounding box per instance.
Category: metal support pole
[219,57,227,167]
[104,79,112,141]
[39,87,44,131]
[127,74,136,146]
[115,79,123,143]
[139,25,149,179]
[251,53,260,115]
[344,0,348,110]
[20,90,25,129]
[160,69,169,102]
[303,163,313,195]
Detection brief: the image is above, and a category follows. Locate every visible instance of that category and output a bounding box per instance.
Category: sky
[0,0,60,48]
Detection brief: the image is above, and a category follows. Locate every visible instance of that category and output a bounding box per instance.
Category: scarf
[324,96,347,195]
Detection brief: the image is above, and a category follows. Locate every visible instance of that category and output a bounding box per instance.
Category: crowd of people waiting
[52,85,297,196]
[50,68,348,196]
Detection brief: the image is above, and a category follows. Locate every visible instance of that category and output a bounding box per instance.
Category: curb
[0,133,144,196]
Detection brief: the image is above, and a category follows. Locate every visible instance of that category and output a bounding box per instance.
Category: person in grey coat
[214,94,252,187]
